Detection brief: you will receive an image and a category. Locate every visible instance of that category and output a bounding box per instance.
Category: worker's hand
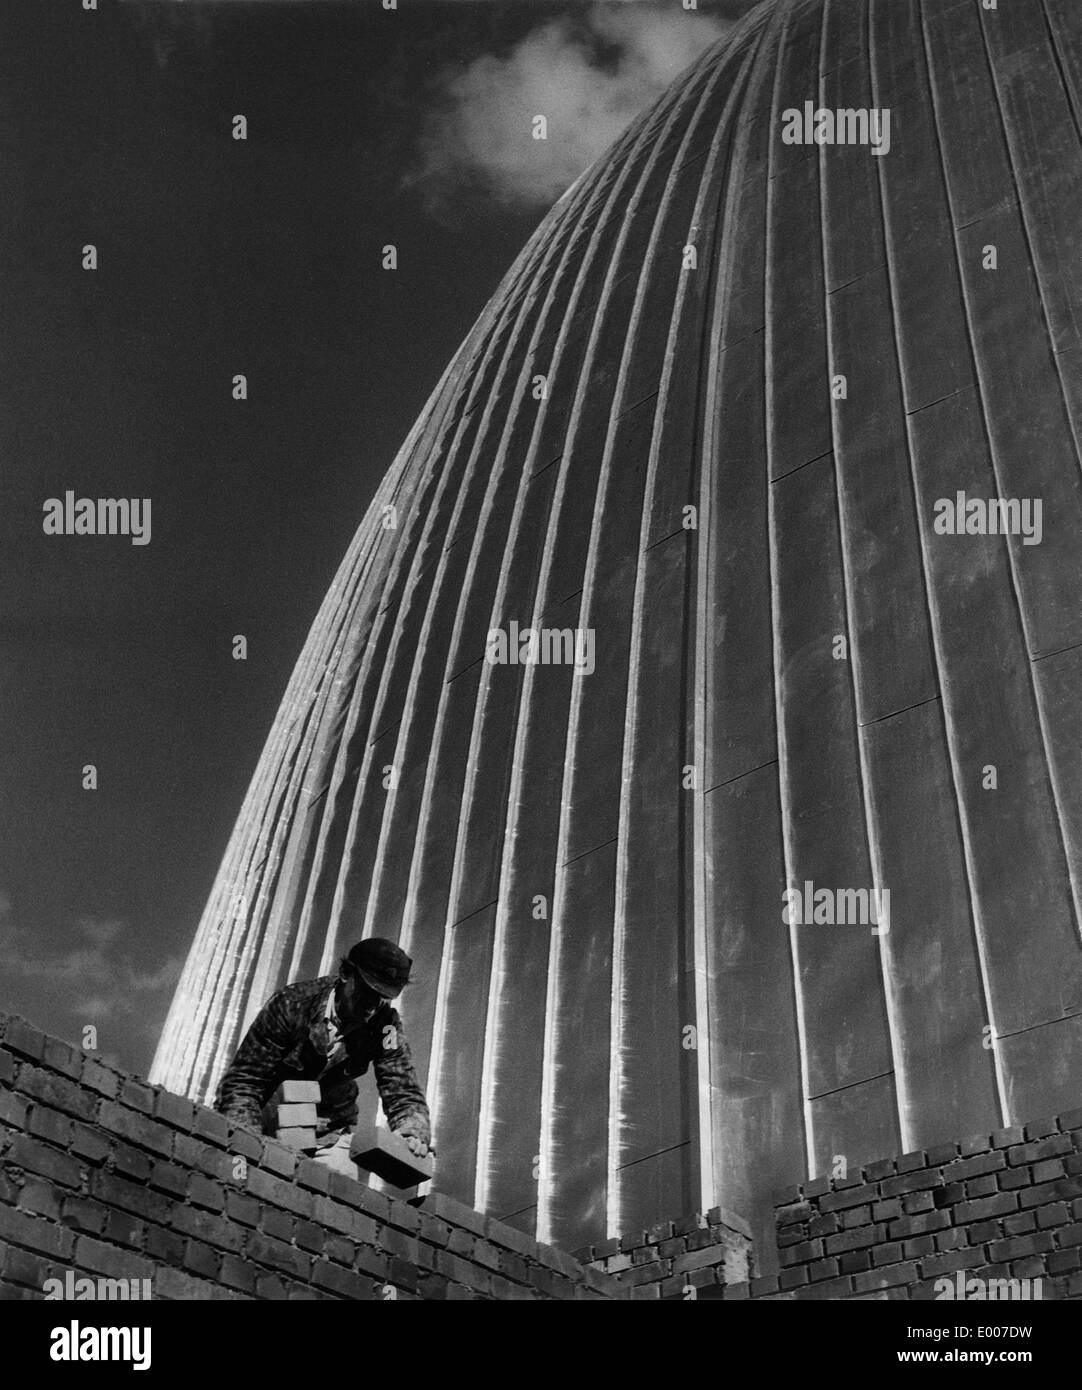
[394,1117,432,1159]
[402,1134,429,1158]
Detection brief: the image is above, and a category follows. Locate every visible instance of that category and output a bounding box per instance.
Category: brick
[776,1201,812,1228]
[871,1198,901,1222]
[853,1261,919,1293]
[1002,1211,1037,1236]
[1021,1177,1082,1210]
[1023,1117,1059,1141]
[7,1134,83,1188]
[903,1236,936,1259]
[880,1170,942,1199]
[1036,1202,1070,1229]
[946,1150,1005,1182]
[888,1211,949,1239]
[778,1266,809,1290]
[934,1228,969,1252]
[1,1019,46,1061]
[144,1223,186,1265]
[187,1172,226,1212]
[920,1249,985,1277]
[97,1102,174,1158]
[0,1206,74,1273]
[999,1167,1032,1191]
[312,1258,376,1300]
[246,1231,312,1281]
[959,1133,991,1157]
[1058,1106,1082,1130]
[59,1195,107,1236]
[671,1244,730,1277]
[227,1128,263,1163]
[896,1150,927,1174]
[155,1266,240,1301]
[925,1142,958,1166]
[1033,1159,1066,1183]
[872,1242,904,1266]
[820,1184,877,1212]
[991,1125,1026,1149]
[17,1179,62,1221]
[672,1212,709,1237]
[902,1191,935,1215]
[417,1190,489,1238]
[148,1161,189,1198]
[260,1206,296,1244]
[621,1262,669,1289]
[111,1142,154,1182]
[72,1235,153,1283]
[88,1170,171,1226]
[104,1209,144,1249]
[804,1175,832,1198]
[225,1189,261,1227]
[824,1224,884,1255]
[260,1138,300,1178]
[839,1250,872,1274]
[954,1193,1017,1222]
[17,1068,98,1123]
[863,1158,895,1182]
[119,1079,155,1115]
[841,1204,873,1229]
[80,1058,120,1099]
[808,1257,840,1282]
[69,1121,111,1164]
[171,1203,244,1253]
[245,1165,312,1215]
[1,1244,53,1290]
[0,1050,14,1085]
[780,1238,822,1265]
[0,1087,31,1129]
[192,1107,233,1147]
[218,1253,258,1294]
[988,1232,1054,1262]
[182,1239,222,1281]
[1058,1223,1082,1248]
[966,1175,998,1199]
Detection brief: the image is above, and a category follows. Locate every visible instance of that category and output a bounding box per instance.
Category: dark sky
[0,0,754,1076]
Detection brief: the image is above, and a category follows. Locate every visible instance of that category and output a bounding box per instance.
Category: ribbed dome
[153,0,1082,1253]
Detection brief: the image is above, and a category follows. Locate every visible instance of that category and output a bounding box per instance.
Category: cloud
[0,893,183,1064]
[412,2,732,215]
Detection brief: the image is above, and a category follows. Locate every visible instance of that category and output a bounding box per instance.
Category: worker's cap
[345,938,413,999]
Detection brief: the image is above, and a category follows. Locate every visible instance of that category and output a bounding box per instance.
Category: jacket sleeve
[215,989,298,1129]
[372,1010,431,1144]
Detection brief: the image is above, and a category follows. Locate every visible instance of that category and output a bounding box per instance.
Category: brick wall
[0,1015,619,1301]
[578,1208,752,1300]
[752,1112,1082,1301]
[4,1012,1081,1302]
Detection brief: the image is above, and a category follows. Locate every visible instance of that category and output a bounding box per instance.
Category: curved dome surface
[154,0,1082,1251]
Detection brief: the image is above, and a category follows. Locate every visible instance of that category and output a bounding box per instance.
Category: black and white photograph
[2,0,1081,1359]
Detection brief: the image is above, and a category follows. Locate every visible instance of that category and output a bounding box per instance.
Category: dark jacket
[214,976,430,1142]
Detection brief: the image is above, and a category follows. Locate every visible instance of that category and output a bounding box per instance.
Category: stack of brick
[270,1081,319,1152]
[0,1015,621,1301]
[578,1208,752,1301]
[755,1112,1082,1301]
